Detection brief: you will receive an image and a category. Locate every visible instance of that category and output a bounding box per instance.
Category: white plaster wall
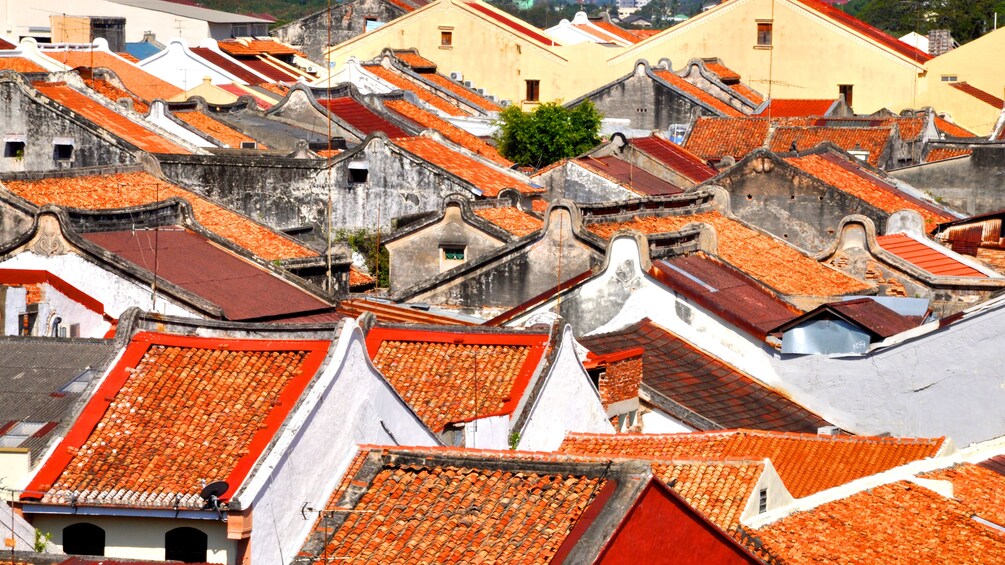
[0,449,30,492]
[139,40,248,89]
[466,415,509,449]
[640,406,692,434]
[0,252,195,320]
[313,58,395,94]
[517,326,613,451]
[238,320,438,565]
[738,460,793,525]
[39,283,109,338]
[146,102,218,148]
[4,286,27,335]
[1,498,40,552]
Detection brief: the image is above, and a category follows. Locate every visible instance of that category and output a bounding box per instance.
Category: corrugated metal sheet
[319,97,409,138]
[781,318,872,355]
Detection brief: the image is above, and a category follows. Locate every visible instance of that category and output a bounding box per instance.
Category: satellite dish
[200,480,229,501]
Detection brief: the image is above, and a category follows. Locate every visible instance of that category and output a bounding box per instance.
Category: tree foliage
[847,0,1005,44]
[493,101,603,169]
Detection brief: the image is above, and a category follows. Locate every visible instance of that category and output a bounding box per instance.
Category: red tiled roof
[83,228,332,320]
[703,61,741,82]
[318,97,409,138]
[784,153,951,225]
[561,430,945,498]
[631,135,716,183]
[950,81,1005,108]
[23,331,330,507]
[652,69,744,117]
[464,2,559,46]
[885,116,925,141]
[365,326,550,431]
[925,146,972,162]
[877,233,987,278]
[0,37,14,50]
[116,52,139,63]
[243,39,303,57]
[473,206,543,236]
[83,77,150,113]
[795,0,932,62]
[337,298,476,325]
[771,126,892,166]
[3,172,315,261]
[0,56,46,73]
[934,116,977,138]
[175,110,262,148]
[33,82,189,154]
[216,40,258,56]
[383,99,511,166]
[592,20,643,44]
[755,481,1005,563]
[393,137,543,196]
[587,211,869,296]
[42,50,182,102]
[423,72,503,112]
[780,298,922,338]
[579,319,827,432]
[217,83,274,109]
[759,99,835,117]
[923,462,1005,529]
[730,83,764,105]
[393,51,438,70]
[190,47,267,84]
[306,448,607,564]
[240,56,300,82]
[575,155,683,196]
[349,266,375,288]
[684,117,770,161]
[363,64,465,117]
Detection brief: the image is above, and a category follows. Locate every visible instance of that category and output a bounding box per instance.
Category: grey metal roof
[0,337,117,464]
[107,0,271,23]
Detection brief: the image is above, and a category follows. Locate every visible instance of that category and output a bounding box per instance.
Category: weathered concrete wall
[716,157,891,254]
[0,79,137,174]
[553,163,638,204]
[385,205,506,293]
[270,0,408,64]
[0,201,32,249]
[889,147,1005,215]
[578,68,715,133]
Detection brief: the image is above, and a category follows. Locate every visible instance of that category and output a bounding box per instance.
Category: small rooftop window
[0,421,48,448]
[4,140,25,159]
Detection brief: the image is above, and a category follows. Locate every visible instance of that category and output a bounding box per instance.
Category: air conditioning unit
[817,426,841,436]
[306,66,317,73]
[450,71,463,82]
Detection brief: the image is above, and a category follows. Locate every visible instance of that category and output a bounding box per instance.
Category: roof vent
[817,425,841,436]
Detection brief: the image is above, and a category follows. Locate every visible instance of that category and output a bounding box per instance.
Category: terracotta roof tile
[363,64,465,117]
[579,319,827,432]
[83,77,149,113]
[23,332,330,507]
[0,56,46,73]
[770,126,892,166]
[422,72,502,112]
[116,52,139,63]
[796,0,932,62]
[923,462,1005,529]
[685,117,770,161]
[175,109,263,148]
[561,430,945,498]
[3,172,315,261]
[33,82,189,154]
[934,116,977,138]
[877,233,987,277]
[652,69,744,117]
[760,99,835,117]
[730,83,764,105]
[575,155,683,196]
[349,266,375,288]
[383,99,511,166]
[216,40,258,56]
[257,81,290,97]
[784,153,952,226]
[243,39,303,57]
[703,61,741,82]
[950,81,1005,108]
[308,448,606,564]
[393,137,543,196]
[592,20,643,44]
[393,51,438,70]
[587,211,869,296]
[925,146,972,162]
[365,326,550,432]
[473,206,543,236]
[631,135,716,183]
[42,50,182,101]
[886,116,925,141]
[318,97,409,138]
[217,83,275,109]
[755,481,1005,563]
[338,298,476,325]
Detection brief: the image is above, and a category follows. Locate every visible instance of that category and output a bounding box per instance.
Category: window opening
[756,22,772,46]
[443,246,465,261]
[63,523,105,556]
[758,488,768,513]
[165,527,208,563]
[441,30,453,46]
[4,141,25,158]
[525,79,540,102]
[839,84,854,107]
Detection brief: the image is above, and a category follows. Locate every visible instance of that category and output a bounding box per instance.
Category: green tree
[493,101,603,168]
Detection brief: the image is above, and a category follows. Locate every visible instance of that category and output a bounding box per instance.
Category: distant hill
[183,0,330,27]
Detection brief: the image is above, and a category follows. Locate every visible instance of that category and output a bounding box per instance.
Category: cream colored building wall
[0,449,30,491]
[31,515,233,564]
[916,81,1002,136]
[324,0,622,107]
[604,0,927,114]
[0,0,211,44]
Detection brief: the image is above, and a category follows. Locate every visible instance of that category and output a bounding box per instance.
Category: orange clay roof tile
[422,72,502,112]
[922,462,1005,528]
[384,99,510,166]
[755,481,1005,563]
[309,448,607,564]
[587,211,869,296]
[760,99,836,117]
[33,82,189,154]
[0,56,46,73]
[23,332,330,507]
[3,171,316,261]
[364,64,465,116]
[473,206,543,236]
[770,126,892,166]
[703,61,741,82]
[393,137,542,196]
[365,326,550,432]
[785,153,952,227]
[561,430,945,498]
[652,69,744,117]
[877,233,987,277]
[42,50,181,102]
[592,20,643,44]
[348,266,375,288]
[174,110,263,149]
[730,83,763,104]
[393,51,438,69]
[926,146,972,162]
[685,117,770,160]
[934,116,977,137]
[84,77,149,113]
[243,39,303,56]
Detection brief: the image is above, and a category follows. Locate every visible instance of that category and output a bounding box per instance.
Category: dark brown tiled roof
[775,298,921,339]
[579,319,830,432]
[190,47,266,84]
[630,135,716,183]
[575,155,683,196]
